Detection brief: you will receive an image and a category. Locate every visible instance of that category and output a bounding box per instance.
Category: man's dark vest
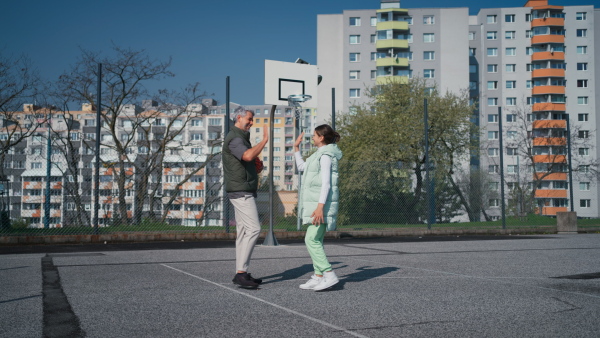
[222,126,258,192]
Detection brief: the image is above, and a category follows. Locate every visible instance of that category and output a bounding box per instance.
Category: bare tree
[485,100,598,216]
[0,53,44,178]
[56,45,212,226]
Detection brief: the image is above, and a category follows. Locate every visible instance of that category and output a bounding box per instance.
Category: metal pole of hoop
[288,94,312,231]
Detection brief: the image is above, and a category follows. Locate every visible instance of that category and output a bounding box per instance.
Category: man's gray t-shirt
[227,137,256,199]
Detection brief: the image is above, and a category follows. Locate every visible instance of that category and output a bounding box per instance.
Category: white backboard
[264,59,318,106]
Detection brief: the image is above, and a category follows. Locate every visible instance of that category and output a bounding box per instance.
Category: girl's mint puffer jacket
[299,144,343,231]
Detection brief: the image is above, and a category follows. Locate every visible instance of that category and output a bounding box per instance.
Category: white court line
[161,264,369,338]
[346,257,600,300]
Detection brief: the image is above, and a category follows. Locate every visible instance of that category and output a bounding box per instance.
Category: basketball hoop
[287,94,312,118]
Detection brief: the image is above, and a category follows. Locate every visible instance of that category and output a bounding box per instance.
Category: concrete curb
[3,226,599,245]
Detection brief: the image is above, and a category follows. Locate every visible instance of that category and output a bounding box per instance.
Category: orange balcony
[531,17,565,27]
[532,103,565,112]
[534,172,567,180]
[532,85,565,95]
[532,119,566,129]
[532,68,565,78]
[533,155,566,163]
[532,52,564,61]
[541,206,567,216]
[533,137,566,146]
[531,35,564,45]
[535,189,567,198]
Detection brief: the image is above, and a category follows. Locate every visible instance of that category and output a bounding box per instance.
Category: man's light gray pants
[230,195,261,272]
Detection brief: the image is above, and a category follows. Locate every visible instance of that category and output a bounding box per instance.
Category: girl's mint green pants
[304,224,332,275]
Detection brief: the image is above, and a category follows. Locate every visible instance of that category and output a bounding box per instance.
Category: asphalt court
[2,234,600,337]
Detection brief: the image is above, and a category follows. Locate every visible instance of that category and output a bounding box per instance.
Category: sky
[3,0,599,106]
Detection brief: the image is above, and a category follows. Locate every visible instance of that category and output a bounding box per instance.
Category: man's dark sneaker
[232,273,259,289]
[247,273,262,284]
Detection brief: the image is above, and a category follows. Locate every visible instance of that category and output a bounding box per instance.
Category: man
[223,107,268,289]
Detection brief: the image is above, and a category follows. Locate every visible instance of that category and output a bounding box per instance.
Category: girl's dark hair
[315,124,340,144]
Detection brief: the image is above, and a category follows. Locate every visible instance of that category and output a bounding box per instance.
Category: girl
[294,124,343,291]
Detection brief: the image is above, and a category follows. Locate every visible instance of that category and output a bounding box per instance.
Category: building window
[349,35,361,44]
[526,64,533,72]
[407,34,413,43]
[423,51,435,60]
[578,114,589,122]
[487,64,498,73]
[488,98,498,106]
[487,81,498,90]
[486,31,497,40]
[423,33,434,43]
[488,148,499,157]
[487,48,498,56]
[349,17,361,26]
[487,15,497,23]
[505,31,516,39]
[506,97,516,106]
[525,13,532,22]
[505,14,515,22]
[577,46,587,54]
[526,80,532,89]
[506,64,516,72]
[370,34,376,43]
[371,52,377,61]
[470,81,477,90]
[489,165,499,173]
[469,48,476,56]
[576,29,587,37]
[526,30,533,38]
[506,81,516,89]
[577,63,588,71]
[489,182,499,191]
[349,70,360,80]
[488,131,499,140]
[577,80,588,88]
[371,70,376,79]
[579,130,589,139]
[489,199,500,207]
[579,165,590,173]
[469,31,475,40]
[424,69,435,78]
[578,97,588,105]
[506,114,517,122]
[506,48,516,56]
[488,114,498,123]
[370,17,377,26]
[469,65,477,73]
[191,119,203,127]
[580,199,591,208]
[423,15,434,24]
[349,53,360,62]
[526,47,533,55]
[208,118,221,126]
[349,89,360,98]
[578,148,589,156]
[507,148,518,156]
[576,12,587,20]
[580,182,590,191]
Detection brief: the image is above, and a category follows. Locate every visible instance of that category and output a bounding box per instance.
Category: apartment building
[2,100,224,228]
[317,0,599,218]
[0,99,318,228]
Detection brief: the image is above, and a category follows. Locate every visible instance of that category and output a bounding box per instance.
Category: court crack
[339,320,459,333]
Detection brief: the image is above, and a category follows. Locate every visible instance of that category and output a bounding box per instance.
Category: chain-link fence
[2,129,598,239]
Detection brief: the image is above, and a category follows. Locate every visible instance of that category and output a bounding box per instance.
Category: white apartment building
[317,0,599,218]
